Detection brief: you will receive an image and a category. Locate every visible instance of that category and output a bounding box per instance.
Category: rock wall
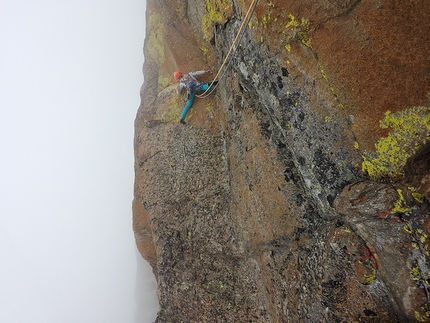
[133,0,430,321]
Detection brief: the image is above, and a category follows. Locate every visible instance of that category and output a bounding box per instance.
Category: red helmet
[173,71,183,80]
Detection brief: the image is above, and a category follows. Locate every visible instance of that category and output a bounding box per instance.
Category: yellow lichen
[298,18,311,48]
[354,142,360,149]
[156,94,183,123]
[409,187,425,203]
[284,14,312,49]
[317,61,346,109]
[202,0,232,41]
[199,45,210,63]
[362,106,430,179]
[364,268,377,284]
[411,266,420,278]
[392,189,411,214]
[412,192,425,204]
[180,281,191,291]
[415,311,430,322]
[404,224,413,234]
[318,62,328,81]
[301,17,310,29]
[260,2,274,30]
[158,75,171,92]
[285,13,297,29]
[415,229,429,243]
[175,6,188,24]
[262,15,268,28]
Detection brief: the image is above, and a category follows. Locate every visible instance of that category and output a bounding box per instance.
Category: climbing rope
[196,0,259,98]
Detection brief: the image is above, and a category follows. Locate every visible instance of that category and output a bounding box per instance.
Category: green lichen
[362,106,430,179]
[202,0,232,41]
[146,14,164,64]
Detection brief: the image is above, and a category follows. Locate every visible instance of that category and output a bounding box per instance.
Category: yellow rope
[196,0,259,98]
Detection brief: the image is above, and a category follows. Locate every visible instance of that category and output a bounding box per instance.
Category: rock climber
[174,70,218,124]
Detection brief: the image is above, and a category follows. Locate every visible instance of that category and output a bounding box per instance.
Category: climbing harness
[196,0,259,98]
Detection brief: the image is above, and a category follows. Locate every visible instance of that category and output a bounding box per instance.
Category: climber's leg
[180,93,195,121]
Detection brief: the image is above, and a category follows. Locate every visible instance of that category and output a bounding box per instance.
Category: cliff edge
[133,0,430,321]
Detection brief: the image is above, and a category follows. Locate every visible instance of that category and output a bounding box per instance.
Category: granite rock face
[133,0,430,321]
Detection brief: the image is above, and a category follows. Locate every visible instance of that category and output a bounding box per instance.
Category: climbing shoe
[179,118,186,124]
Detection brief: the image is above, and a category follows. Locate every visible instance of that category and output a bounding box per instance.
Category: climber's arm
[189,70,212,78]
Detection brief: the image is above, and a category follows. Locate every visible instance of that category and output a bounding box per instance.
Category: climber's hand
[206,70,213,75]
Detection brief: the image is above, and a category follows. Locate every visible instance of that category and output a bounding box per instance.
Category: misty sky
[0,0,158,322]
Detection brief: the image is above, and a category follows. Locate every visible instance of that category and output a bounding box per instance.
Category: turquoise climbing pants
[180,83,210,120]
